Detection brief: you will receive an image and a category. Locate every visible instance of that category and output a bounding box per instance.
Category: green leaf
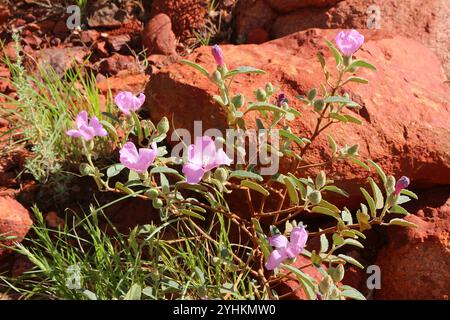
[344,114,363,125]
[368,177,384,209]
[389,205,409,215]
[240,180,269,197]
[360,187,376,217]
[125,283,142,300]
[348,59,377,71]
[333,233,344,246]
[181,59,209,77]
[252,218,271,259]
[342,238,364,248]
[282,264,317,300]
[344,76,369,84]
[341,209,353,225]
[115,182,135,195]
[180,209,205,221]
[400,189,418,200]
[367,159,387,185]
[340,286,366,300]
[230,170,263,182]
[225,66,266,78]
[284,177,299,205]
[348,156,370,170]
[329,112,348,122]
[213,95,225,106]
[100,120,118,142]
[245,102,287,115]
[317,52,326,69]
[356,210,371,231]
[150,166,183,177]
[318,199,340,213]
[322,186,349,198]
[325,40,343,66]
[324,96,360,108]
[279,129,305,147]
[312,206,342,221]
[82,290,98,300]
[107,164,125,178]
[327,135,338,154]
[387,218,417,228]
[320,234,329,253]
[338,254,364,269]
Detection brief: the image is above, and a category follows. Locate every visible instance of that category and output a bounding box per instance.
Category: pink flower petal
[182,162,206,184]
[120,142,139,165]
[76,110,89,129]
[269,234,289,248]
[265,249,287,270]
[66,129,81,138]
[89,116,107,137]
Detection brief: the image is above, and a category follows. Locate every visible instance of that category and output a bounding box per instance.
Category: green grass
[1,35,115,185]
[0,199,258,300]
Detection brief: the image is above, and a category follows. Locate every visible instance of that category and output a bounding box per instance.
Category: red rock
[142,13,177,56]
[45,211,65,229]
[0,5,11,24]
[375,186,450,300]
[97,73,149,97]
[275,255,322,299]
[265,0,340,12]
[23,34,42,49]
[145,29,450,210]
[247,27,269,44]
[87,2,127,28]
[0,196,32,257]
[95,41,109,58]
[234,0,276,43]
[150,0,208,41]
[80,29,100,45]
[234,0,449,78]
[106,34,132,52]
[33,47,88,76]
[37,19,56,33]
[99,54,139,76]
[3,42,18,62]
[53,20,70,38]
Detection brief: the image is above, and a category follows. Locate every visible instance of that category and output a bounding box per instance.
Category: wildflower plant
[4,30,419,300]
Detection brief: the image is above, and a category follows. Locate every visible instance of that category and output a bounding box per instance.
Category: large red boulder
[142,13,178,56]
[375,187,450,300]
[0,196,32,257]
[145,29,450,209]
[235,0,450,78]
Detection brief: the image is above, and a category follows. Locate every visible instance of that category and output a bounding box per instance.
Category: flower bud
[214,167,228,182]
[265,83,274,95]
[157,116,169,134]
[308,190,322,205]
[152,198,163,209]
[79,163,94,176]
[145,188,159,200]
[307,88,317,101]
[211,44,224,66]
[335,29,364,57]
[315,171,326,189]
[231,93,245,109]
[394,176,410,195]
[319,275,333,294]
[313,99,325,112]
[335,264,345,282]
[212,70,222,83]
[256,88,267,102]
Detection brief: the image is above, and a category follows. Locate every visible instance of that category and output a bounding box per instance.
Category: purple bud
[211,44,224,66]
[276,92,287,107]
[394,176,410,195]
[317,293,323,300]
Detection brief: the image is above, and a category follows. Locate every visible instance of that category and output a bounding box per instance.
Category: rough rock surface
[142,13,177,56]
[145,29,450,208]
[0,197,32,257]
[265,0,340,12]
[375,187,450,300]
[235,0,450,79]
[150,0,208,42]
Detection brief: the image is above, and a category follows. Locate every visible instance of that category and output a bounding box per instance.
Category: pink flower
[211,44,224,66]
[119,141,158,173]
[182,136,232,184]
[66,110,107,141]
[114,91,145,115]
[335,30,364,57]
[265,225,308,271]
[394,176,410,195]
